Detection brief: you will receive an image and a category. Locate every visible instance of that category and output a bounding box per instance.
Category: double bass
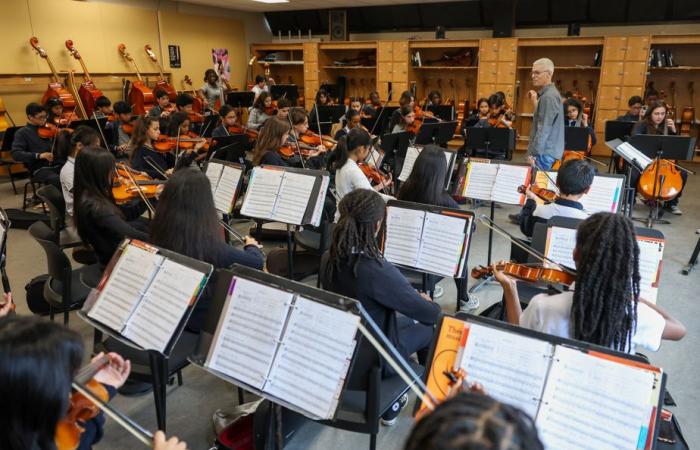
[144,44,177,101]
[118,44,155,116]
[29,37,79,120]
[65,40,103,117]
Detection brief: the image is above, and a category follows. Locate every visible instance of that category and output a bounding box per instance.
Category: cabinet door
[619,86,643,110]
[598,86,621,110]
[478,61,498,84]
[377,82,389,103]
[303,43,318,63]
[377,41,393,63]
[393,41,408,61]
[392,82,408,99]
[601,61,624,86]
[622,61,646,87]
[495,83,514,105]
[377,62,392,83]
[497,61,516,80]
[392,62,408,82]
[603,37,627,61]
[498,39,517,62]
[477,83,496,100]
[480,39,500,61]
[594,109,620,133]
[303,62,319,81]
[625,36,650,62]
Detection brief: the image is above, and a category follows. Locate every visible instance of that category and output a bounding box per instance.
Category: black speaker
[567,23,581,36]
[436,26,446,39]
[492,0,516,37]
[329,10,347,41]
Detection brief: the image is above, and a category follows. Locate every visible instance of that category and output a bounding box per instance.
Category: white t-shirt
[520,286,665,354]
[60,156,75,218]
[334,159,393,221]
[251,84,268,100]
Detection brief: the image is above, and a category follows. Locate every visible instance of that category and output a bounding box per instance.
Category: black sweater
[11,124,53,173]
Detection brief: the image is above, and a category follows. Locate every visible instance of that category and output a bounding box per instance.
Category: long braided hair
[325,189,385,281]
[572,212,640,352]
[405,392,544,450]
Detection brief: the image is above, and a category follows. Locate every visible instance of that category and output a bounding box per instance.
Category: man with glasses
[11,102,61,189]
[526,58,564,171]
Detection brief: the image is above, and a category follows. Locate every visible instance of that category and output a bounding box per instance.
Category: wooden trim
[250,43,305,51]
[651,34,700,45]
[409,40,480,49]
[517,37,605,46]
[319,41,377,50]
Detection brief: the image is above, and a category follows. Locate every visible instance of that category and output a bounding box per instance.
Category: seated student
[485,93,513,128]
[494,212,686,354]
[211,104,238,137]
[389,91,415,132]
[287,107,327,169]
[57,126,101,219]
[251,74,269,101]
[74,146,150,266]
[334,109,362,141]
[564,97,596,147]
[342,97,363,127]
[275,97,292,121]
[167,112,207,166]
[175,93,196,115]
[107,101,134,159]
[405,391,544,450]
[11,102,61,189]
[362,91,382,119]
[617,95,643,122]
[45,97,65,126]
[93,95,113,119]
[149,168,264,332]
[322,189,441,424]
[251,116,291,167]
[247,92,273,130]
[0,315,187,450]
[129,116,173,180]
[517,159,593,238]
[426,90,442,108]
[392,105,416,134]
[148,89,174,120]
[308,88,334,134]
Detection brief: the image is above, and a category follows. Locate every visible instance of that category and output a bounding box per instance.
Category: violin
[30,37,79,121]
[300,130,336,150]
[153,134,209,153]
[517,184,557,203]
[112,166,164,204]
[264,100,278,116]
[144,44,177,101]
[121,122,134,136]
[471,261,575,287]
[118,44,155,116]
[227,124,258,141]
[188,112,204,123]
[358,162,390,186]
[38,123,60,139]
[637,158,683,201]
[65,40,103,118]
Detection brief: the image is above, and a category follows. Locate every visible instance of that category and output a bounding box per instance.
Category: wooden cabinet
[625,36,651,61]
[476,38,517,115]
[498,39,518,61]
[480,39,500,61]
[622,61,646,86]
[601,61,624,86]
[603,37,627,61]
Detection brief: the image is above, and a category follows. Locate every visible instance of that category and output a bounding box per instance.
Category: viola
[118,44,155,116]
[112,166,164,204]
[144,44,177,101]
[65,40,103,117]
[30,37,79,121]
[278,141,318,159]
[517,184,557,203]
[471,261,575,287]
[637,159,683,201]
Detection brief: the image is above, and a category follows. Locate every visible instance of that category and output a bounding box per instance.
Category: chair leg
[8,166,17,195]
[63,311,69,326]
[176,370,183,386]
[22,181,29,211]
[369,433,377,450]
[237,387,245,405]
[149,353,169,432]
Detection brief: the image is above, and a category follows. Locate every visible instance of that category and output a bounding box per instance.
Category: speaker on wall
[435,26,446,39]
[567,23,581,36]
[329,9,347,41]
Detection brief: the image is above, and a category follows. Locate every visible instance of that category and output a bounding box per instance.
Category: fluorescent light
[253,0,289,3]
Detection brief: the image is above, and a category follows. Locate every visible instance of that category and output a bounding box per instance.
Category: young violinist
[57,126,101,218]
[251,74,268,101]
[426,90,442,107]
[516,159,593,238]
[564,98,596,146]
[167,111,207,165]
[361,91,381,119]
[175,93,196,114]
[486,93,513,129]
[392,105,416,134]
[247,92,273,130]
[334,109,361,141]
[0,315,188,450]
[93,96,113,119]
[211,104,238,138]
[389,91,415,132]
[11,102,61,189]
[276,97,292,120]
[251,116,291,167]
[148,89,174,120]
[107,101,134,158]
[340,97,363,129]
[198,68,228,110]
[493,212,686,354]
[129,116,174,180]
[617,95,643,122]
[45,97,65,126]
[315,88,332,106]
[321,188,440,425]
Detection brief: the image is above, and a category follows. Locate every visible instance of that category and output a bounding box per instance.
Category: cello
[65,40,103,118]
[29,37,79,120]
[679,82,694,137]
[117,44,155,116]
[144,44,177,101]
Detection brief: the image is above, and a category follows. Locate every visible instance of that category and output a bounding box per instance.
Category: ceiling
[179,0,463,13]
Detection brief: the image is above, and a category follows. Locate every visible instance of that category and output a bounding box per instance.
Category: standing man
[527,58,564,171]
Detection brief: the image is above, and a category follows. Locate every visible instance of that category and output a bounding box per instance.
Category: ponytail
[54,126,100,163]
[333,127,371,170]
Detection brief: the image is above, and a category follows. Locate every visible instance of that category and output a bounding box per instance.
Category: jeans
[533,154,557,171]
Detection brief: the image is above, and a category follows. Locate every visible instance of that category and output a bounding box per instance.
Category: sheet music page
[309,175,330,227]
[456,322,553,418]
[537,346,655,450]
[535,171,558,191]
[581,176,624,214]
[398,146,421,182]
[274,172,317,225]
[205,162,224,195]
[462,161,498,200]
[213,165,242,213]
[123,259,205,352]
[206,278,293,390]
[416,212,467,277]
[544,226,577,270]
[87,245,163,331]
[383,206,425,268]
[617,142,652,170]
[492,164,531,205]
[265,297,360,419]
[240,167,284,219]
[637,238,664,304]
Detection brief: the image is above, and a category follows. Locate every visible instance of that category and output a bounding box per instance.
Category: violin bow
[92,111,110,149]
[531,161,561,195]
[219,220,247,246]
[115,163,156,215]
[286,112,306,169]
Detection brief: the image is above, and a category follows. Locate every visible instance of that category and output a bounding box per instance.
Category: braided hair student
[321,189,441,425]
[493,212,685,354]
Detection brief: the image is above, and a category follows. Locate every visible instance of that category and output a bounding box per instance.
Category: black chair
[0,157,25,195]
[292,194,336,286]
[28,221,92,325]
[35,185,81,248]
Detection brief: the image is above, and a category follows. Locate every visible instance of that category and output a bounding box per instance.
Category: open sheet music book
[240,166,329,226]
[203,270,360,420]
[382,200,473,278]
[535,171,625,214]
[398,146,455,182]
[419,315,665,450]
[83,240,211,353]
[205,160,243,214]
[460,161,531,205]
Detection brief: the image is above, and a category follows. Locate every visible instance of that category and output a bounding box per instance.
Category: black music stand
[270,84,299,105]
[208,135,248,165]
[380,131,410,176]
[310,105,345,135]
[226,92,255,109]
[682,230,700,275]
[319,83,340,101]
[198,114,220,138]
[564,126,590,152]
[370,106,399,135]
[464,127,515,161]
[426,104,454,121]
[604,120,635,173]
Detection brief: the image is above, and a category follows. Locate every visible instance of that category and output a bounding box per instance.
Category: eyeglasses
[33,114,48,120]
[531,70,550,76]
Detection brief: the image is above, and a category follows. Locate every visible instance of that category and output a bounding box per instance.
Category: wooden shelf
[518,113,534,118]
[517,66,600,70]
[258,61,304,66]
[323,65,376,69]
[649,66,700,71]
[413,66,477,70]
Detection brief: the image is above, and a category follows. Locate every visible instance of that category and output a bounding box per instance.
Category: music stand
[310,105,345,135]
[564,126,590,152]
[464,127,515,161]
[270,84,299,105]
[604,120,635,173]
[371,106,398,135]
[208,135,248,165]
[198,114,220,138]
[225,92,255,109]
[319,83,339,101]
[415,121,440,146]
[426,104,454,121]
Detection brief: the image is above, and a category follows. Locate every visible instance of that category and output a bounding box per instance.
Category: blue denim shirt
[528,83,565,160]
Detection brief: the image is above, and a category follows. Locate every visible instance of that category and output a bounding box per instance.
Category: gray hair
[533,58,554,74]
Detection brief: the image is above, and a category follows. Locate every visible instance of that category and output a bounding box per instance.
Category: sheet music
[274,172,317,225]
[544,226,577,270]
[616,142,653,171]
[124,259,205,352]
[416,212,468,277]
[383,207,425,268]
[240,167,284,219]
[265,297,360,419]
[536,171,558,191]
[456,323,553,418]
[206,278,293,390]
[310,175,330,227]
[87,245,163,331]
[537,346,655,450]
[581,176,624,214]
[492,164,530,205]
[637,238,664,304]
[213,165,242,213]
[398,146,421,182]
[205,162,224,196]
[462,162,498,200]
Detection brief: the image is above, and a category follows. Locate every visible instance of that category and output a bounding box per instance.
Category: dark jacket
[631,121,676,136]
[131,145,174,180]
[519,197,587,238]
[11,124,53,173]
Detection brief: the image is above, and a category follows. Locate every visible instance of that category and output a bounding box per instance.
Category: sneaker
[433,285,444,298]
[508,213,520,225]
[666,204,683,215]
[381,394,408,426]
[459,296,480,311]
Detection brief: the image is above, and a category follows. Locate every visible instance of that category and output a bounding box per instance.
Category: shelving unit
[314,41,378,105]
[249,43,304,105]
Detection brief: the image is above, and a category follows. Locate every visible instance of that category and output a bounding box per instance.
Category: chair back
[28,221,71,284]
[36,185,67,242]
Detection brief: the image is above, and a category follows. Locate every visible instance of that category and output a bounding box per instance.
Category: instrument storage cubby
[249,44,305,105]
[317,42,377,104]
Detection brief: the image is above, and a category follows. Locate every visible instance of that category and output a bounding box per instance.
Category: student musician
[321,188,440,425]
[0,315,188,450]
[392,105,416,134]
[389,91,415,132]
[247,92,273,131]
[148,89,174,120]
[149,168,264,332]
[45,97,65,126]
[167,112,207,165]
[251,116,292,167]
[74,146,150,267]
[276,97,292,121]
[564,98,596,147]
[340,97,363,129]
[57,126,101,218]
[211,104,238,138]
[93,96,113,118]
[315,88,332,106]
[198,68,229,110]
[460,98,490,138]
[288,107,327,157]
[334,109,362,141]
[516,159,593,238]
[251,74,269,101]
[362,91,382,119]
[106,101,134,159]
[129,116,173,180]
[425,90,442,107]
[617,95,643,122]
[486,93,513,128]
[11,103,61,189]
[493,212,686,354]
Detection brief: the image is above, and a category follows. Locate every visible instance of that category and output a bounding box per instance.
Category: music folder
[419,313,665,450]
[397,145,457,191]
[79,239,213,355]
[204,159,244,214]
[190,265,363,421]
[459,160,532,205]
